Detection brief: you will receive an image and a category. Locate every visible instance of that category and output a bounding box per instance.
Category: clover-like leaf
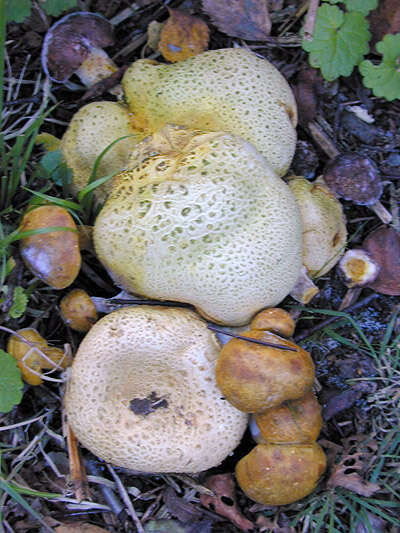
[345,0,378,16]
[302,4,370,81]
[6,0,32,23]
[359,33,400,101]
[0,350,23,413]
[10,287,28,319]
[41,0,78,17]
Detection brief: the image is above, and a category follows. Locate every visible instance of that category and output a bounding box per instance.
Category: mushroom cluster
[215,308,326,505]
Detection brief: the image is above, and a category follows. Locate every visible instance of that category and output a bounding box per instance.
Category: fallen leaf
[55,524,110,533]
[256,514,295,532]
[200,473,254,532]
[327,435,381,497]
[293,66,323,126]
[202,0,271,40]
[364,226,400,296]
[163,486,203,523]
[158,9,209,63]
[368,0,400,47]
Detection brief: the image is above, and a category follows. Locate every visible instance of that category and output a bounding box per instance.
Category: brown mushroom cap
[19,205,81,289]
[363,226,400,295]
[236,442,326,505]
[254,390,323,444]
[60,289,98,332]
[323,152,382,206]
[250,308,295,338]
[215,330,315,413]
[65,306,248,473]
[41,12,114,83]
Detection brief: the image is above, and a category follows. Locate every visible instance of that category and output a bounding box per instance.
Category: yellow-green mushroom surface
[93,126,303,326]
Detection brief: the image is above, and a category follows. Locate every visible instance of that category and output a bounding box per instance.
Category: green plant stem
[0,0,5,127]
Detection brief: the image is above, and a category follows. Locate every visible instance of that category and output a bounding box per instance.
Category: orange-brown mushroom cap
[236,442,326,505]
[216,330,315,413]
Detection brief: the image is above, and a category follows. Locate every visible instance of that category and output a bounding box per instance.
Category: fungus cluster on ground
[14,41,343,510]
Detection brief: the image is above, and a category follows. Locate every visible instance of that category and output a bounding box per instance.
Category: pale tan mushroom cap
[122,48,297,176]
[61,101,144,203]
[93,127,303,326]
[288,177,347,277]
[65,306,248,473]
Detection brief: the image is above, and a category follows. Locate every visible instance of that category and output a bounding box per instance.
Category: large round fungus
[122,48,297,176]
[93,126,303,325]
[65,306,248,472]
[61,101,144,202]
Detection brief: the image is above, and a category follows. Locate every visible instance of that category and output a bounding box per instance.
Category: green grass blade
[22,187,83,212]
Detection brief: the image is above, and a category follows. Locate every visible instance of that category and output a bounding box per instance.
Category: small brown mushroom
[60,289,98,332]
[363,225,400,295]
[215,329,315,413]
[19,205,81,289]
[7,328,68,386]
[235,442,326,506]
[250,308,295,338]
[253,390,323,444]
[323,153,392,224]
[41,12,118,90]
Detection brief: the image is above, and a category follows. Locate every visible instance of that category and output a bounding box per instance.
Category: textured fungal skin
[93,127,303,325]
[288,177,347,277]
[235,442,326,505]
[122,48,297,176]
[65,306,248,473]
[61,101,144,202]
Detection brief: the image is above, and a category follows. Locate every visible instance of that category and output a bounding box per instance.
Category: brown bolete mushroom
[60,289,98,332]
[41,12,118,89]
[65,306,248,473]
[235,442,326,506]
[94,125,302,326]
[323,152,392,224]
[19,205,81,289]
[253,390,323,444]
[215,329,314,413]
[7,328,68,386]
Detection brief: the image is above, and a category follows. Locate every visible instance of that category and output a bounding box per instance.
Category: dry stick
[207,324,297,352]
[86,460,125,519]
[66,424,91,502]
[294,292,379,342]
[302,0,320,41]
[107,464,146,533]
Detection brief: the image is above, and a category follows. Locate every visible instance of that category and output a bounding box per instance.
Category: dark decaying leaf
[144,519,213,533]
[202,0,271,40]
[130,391,168,417]
[368,0,400,47]
[200,474,254,532]
[327,435,381,497]
[163,486,203,523]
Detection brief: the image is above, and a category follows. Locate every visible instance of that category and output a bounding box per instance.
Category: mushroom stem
[370,200,393,224]
[75,46,122,97]
[289,266,319,304]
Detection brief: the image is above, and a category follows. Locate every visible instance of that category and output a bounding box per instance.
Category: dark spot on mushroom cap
[323,152,382,206]
[41,11,114,82]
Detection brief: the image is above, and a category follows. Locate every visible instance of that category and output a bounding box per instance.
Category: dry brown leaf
[368,0,400,47]
[200,473,254,532]
[55,524,110,533]
[202,0,271,40]
[158,9,209,63]
[327,435,380,497]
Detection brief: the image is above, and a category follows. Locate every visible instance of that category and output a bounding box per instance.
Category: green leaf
[9,286,28,319]
[302,4,370,81]
[0,350,23,413]
[40,0,78,17]
[359,33,400,101]
[6,0,31,23]
[345,0,378,15]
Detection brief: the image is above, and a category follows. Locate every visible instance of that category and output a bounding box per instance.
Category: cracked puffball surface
[64,306,248,473]
[93,126,302,326]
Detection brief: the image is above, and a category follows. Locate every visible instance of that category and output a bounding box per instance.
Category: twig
[294,292,379,342]
[107,464,146,533]
[207,324,297,352]
[303,0,320,41]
